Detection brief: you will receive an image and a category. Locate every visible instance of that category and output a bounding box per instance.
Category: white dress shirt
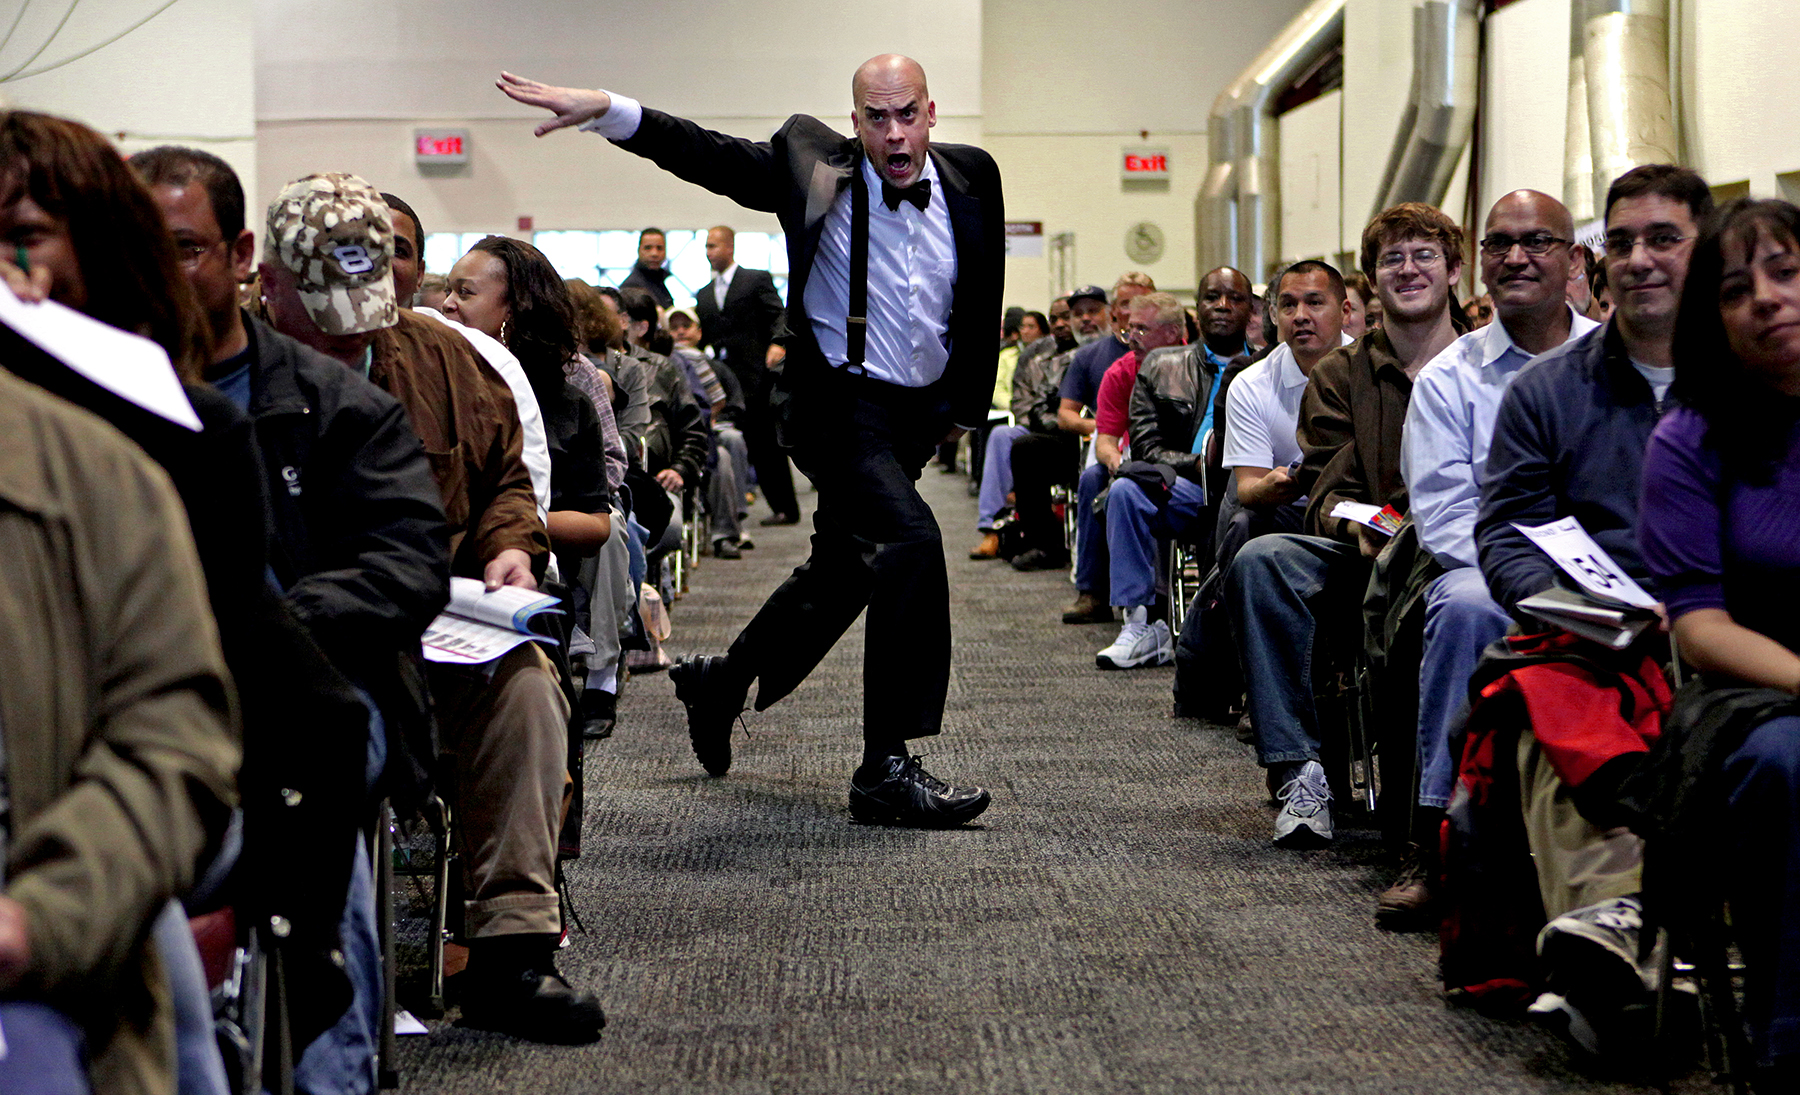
[587,93,957,390]
[1402,304,1600,568]
[711,263,737,311]
[802,155,956,389]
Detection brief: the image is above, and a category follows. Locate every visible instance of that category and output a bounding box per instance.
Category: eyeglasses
[1375,248,1444,271]
[1602,230,1693,258]
[1478,232,1570,257]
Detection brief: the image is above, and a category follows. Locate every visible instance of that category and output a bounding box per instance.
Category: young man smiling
[1227,208,1461,848]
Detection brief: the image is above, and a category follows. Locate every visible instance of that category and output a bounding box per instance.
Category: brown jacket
[371,310,548,578]
[0,371,239,1095]
[1298,328,1415,542]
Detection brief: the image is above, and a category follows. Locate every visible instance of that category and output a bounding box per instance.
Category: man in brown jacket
[0,369,238,1095]
[261,174,602,1043]
[1226,240,1460,848]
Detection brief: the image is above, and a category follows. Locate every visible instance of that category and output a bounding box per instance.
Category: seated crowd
[3,96,1799,1095]
[965,163,1800,1088]
[0,110,782,1093]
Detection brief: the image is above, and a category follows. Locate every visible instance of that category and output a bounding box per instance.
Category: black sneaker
[712,539,742,560]
[669,655,744,776]
[458,967,605,1045]
[849,754,991,828]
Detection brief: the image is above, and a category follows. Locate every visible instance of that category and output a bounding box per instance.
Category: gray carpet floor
[392,465,1714,1094]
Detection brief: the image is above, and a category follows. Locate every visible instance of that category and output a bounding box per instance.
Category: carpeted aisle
[394,465,1707,1094]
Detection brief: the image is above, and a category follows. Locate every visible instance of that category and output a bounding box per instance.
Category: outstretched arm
[496,72,616,137]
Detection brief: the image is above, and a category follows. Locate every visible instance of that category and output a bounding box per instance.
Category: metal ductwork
[1372,0,1481,217]
[1563,9,1595,221]
[1198,0,1345,283]
[1579,0,1677,214]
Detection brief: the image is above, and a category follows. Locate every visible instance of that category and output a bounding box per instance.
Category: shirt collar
[717,263,738,284]
[1482,303,1595,368]
[1267,341,1309,389]
[1202,341,1248,368]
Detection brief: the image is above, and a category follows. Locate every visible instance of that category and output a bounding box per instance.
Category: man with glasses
[1388,190,1597,926]
[1470,165,1712,1057]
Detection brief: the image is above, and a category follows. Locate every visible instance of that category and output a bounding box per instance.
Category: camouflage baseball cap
[266,173,397,336]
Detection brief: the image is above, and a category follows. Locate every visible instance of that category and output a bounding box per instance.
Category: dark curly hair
[469,235,575,400]
[0,111,211,381]
[1671,197,1800,483]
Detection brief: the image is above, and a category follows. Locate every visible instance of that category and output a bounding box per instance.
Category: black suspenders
[846,162,870,372]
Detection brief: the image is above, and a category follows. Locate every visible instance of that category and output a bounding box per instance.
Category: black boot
[577,689,616,741]
[459,934,605,1044]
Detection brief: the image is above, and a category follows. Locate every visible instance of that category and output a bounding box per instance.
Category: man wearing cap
[259,173,604,1044]
[500,54,1002,827]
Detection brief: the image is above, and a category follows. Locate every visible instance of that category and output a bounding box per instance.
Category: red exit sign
[414,128,470,166]
[1120,146,1170,181]
[417,134,463,157]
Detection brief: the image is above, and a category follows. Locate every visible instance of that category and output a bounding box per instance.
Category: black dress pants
[738,368,799,519]
[1009,430,1080,552]
[726,370,952,742]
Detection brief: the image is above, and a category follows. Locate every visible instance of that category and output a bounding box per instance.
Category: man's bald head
[1485,190,1573,240]
[853,54,929,109]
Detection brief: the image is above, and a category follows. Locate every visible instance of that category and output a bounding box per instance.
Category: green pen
[13,244,27,274]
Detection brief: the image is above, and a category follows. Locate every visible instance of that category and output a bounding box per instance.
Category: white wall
[982,0,1311,305]
[1682,0,1800,200]
[1279,90,1344,264]
[255,0,982,249]
[0,0,257,207]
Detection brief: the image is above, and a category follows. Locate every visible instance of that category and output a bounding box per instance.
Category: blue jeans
[1416,568,1512,808]
[1105,476,1208,609]
[0,1002,88,1094]
[1726,715,1800,1066]
[1075,461,1112,597]
[976,424,1026,529]
[294,698,386,1095]
[1226,533,1365,767]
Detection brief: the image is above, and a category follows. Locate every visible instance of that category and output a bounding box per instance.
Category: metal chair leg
[428,795,453,1017]
[376,803,399,1089]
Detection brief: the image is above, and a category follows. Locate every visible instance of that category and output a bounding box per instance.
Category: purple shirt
[1640,404,1800,652]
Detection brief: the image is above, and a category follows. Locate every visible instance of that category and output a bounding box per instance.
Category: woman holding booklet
[1640,196,1800,1088]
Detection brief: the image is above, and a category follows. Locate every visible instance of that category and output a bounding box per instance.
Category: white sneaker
[1273,760,1333,846]
[1095,609,1172,669]
[1538,895,1655,995]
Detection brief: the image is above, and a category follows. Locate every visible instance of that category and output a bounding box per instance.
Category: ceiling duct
[1372,0,1481,217]
[1198,0,1345,283]
[1581,0,1677,214]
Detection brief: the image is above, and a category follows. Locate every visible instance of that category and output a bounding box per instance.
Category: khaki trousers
[431,643,569,937]
[1516,733,1643,920]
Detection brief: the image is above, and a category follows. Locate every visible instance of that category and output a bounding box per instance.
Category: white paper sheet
[1513,516,1658,609]
[394,1009,428,1036]
[0,281,200,431]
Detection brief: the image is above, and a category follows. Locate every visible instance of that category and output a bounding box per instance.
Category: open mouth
[884,153,912,179]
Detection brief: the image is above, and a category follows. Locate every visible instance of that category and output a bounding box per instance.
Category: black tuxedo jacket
[693,265,784,382]
[615,108,1005,428]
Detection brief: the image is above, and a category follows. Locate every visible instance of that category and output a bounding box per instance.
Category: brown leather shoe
[1061,592,1113,624]
[968,532,1001,560]
[1376,842,1438,930]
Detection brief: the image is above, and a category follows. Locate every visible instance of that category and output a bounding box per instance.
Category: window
[423,229,789,310]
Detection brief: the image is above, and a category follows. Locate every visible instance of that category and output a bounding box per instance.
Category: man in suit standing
[500,54,1000,827]
[694,224,800,525]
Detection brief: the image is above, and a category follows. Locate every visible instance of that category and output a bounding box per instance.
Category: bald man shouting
[500,56,1002,826]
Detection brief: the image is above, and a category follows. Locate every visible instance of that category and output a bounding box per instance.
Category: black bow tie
[881,178,931,212]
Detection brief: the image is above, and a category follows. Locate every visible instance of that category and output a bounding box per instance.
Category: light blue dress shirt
[1402,305,1600,568]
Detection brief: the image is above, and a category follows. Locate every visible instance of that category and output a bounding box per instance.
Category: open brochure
[1512,516,1659,649]
[1329,500,1404,535]
[421,577,563,666]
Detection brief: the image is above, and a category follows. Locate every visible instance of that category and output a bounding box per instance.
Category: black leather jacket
[1126,343,1225,480]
